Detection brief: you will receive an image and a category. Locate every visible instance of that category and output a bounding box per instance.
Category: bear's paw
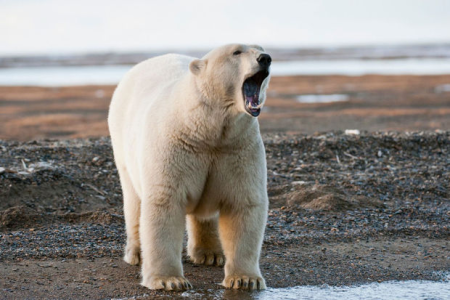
[123,245,140,266]
[222,275,266,290]
[189,248,225,266]
[141,275,193,291]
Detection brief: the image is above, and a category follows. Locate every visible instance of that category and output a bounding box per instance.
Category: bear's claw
[222,275,266,290]
[141,276,192,291]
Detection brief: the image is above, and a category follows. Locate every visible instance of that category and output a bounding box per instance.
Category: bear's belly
[186,182,220,218]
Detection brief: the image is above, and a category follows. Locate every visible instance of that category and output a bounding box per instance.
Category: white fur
[108,44,270,291]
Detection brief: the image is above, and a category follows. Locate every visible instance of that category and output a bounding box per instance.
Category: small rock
[345,129,360,135]
[291,181,308,185]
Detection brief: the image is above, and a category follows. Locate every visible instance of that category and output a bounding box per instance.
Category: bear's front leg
[219,203,268,290]
[139,193,192,291]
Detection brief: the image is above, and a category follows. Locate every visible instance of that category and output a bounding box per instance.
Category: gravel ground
[0,131,449,299]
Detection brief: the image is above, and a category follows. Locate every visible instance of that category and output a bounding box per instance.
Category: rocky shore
[0,131,449,299]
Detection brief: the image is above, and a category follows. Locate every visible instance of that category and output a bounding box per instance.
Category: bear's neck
[177,76,259,148]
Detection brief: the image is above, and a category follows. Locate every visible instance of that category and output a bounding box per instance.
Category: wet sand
[1,74,450,140]
[0,132,448,299]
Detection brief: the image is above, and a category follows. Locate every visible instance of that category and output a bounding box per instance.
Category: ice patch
[257,280,450,300]
[181,277,450,300]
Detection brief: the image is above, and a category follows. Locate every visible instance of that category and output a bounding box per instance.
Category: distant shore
[2,43,450,68]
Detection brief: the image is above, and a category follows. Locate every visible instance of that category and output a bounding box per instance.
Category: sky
[1,0,450,55]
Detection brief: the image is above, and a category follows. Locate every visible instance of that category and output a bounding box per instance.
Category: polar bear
[108,44,271,291]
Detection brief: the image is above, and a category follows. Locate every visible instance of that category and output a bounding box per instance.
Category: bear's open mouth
[242,70,269,117]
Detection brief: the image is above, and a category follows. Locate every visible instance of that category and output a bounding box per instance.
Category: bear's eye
[233,50,242,56]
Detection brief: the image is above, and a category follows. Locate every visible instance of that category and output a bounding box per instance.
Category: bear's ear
[189,59,207,76]
[251,45,265,52]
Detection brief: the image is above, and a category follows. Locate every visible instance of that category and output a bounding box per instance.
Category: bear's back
[109,54,194,134]
[128,54,193,88]
[112,53,194,106]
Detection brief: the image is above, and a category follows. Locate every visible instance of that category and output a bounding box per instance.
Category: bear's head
[189,44,271,117]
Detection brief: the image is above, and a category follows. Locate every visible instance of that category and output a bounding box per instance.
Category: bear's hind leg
[187,215,224,266]
[119,167,141,266]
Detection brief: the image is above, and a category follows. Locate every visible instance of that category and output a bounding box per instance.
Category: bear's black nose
[257,54,272,68]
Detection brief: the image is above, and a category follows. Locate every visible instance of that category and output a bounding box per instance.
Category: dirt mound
[0,205,123,231]
[0,206,40,229]
[1,174,101,212]
[0,138,125,230]
[62,211,124,224]
[285,185,384,211]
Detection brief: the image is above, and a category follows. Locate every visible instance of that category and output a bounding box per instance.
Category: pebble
[345,129,360,135]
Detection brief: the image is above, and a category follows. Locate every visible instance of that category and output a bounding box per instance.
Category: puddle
[435,84,450,93]
[181,279,450,300]
[296,94,349,103]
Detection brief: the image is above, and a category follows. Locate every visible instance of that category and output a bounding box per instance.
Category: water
[180,279,450,300]
[296,94,349,103]
[1,58,450,86]
[271,58,450,76]
[0,65,128,86]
